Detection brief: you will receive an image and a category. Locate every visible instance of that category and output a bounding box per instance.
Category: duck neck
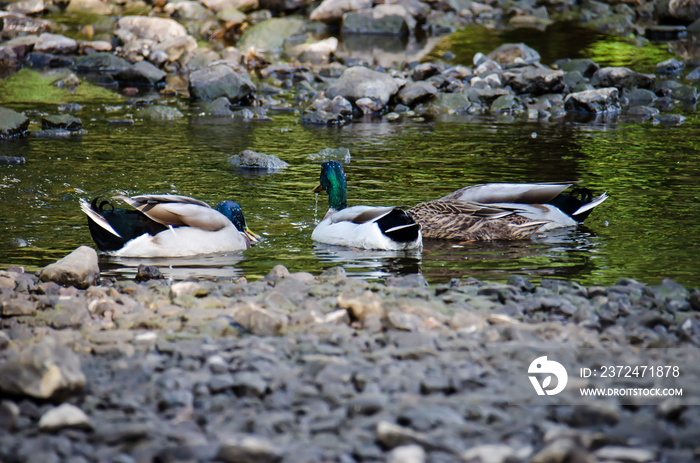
[326,177,347,212]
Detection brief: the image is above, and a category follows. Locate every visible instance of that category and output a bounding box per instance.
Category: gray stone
[310,0,372,22]
[232,302,288,335]
[301,109,347,126]
[39,246,99,289]
[388,444,426,463]
[236,17,305,54]
[34,33,77,54]
[462,444,516,463]
[229,150,289,170]
[114,61,167,86]
[0,336,86,400]
[593,446,655,462]
[342,5,415,35]
[189,64,257,103]
[656,58,684,74]
[487,42,540,66]
[502,66,565,94]
[0,107,29,140]
[591,67,654,90]
[326,66,399,109]
[306,147,351,163]
[74,52,131,73]
[564,88,620,114]
[39,403,91,430]
[399,81,438,106]
[41,115,82,131]
[490,94,526,115]
[217,434,283,463]
[561,58,599,77]
[138,105,184,121]
[0,12,52,39]
[376,421,430,449]
[0,400,19,431]
[114,15,190,44]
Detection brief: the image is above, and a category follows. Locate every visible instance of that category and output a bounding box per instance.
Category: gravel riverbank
[1,256,699,462]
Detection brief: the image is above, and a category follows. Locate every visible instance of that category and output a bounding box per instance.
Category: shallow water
[0,25,698,286]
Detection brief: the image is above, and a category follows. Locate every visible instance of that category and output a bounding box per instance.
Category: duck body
[312,162,422,251]
[409,182,608,240]
[80,194,259,257]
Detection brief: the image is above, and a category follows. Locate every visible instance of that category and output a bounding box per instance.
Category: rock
[306,147,351,163]
[189,64,256,103]
[593,446,655,462]
[39,403,91,431]
[164,1,214,21]
[337,290,385,322]
[461,444,516,463]
[259,0,312,12]
[398,81,438,106]
[32,33,77,55]
[7,0,45,15]
[229,150,289,170]
[342,5,415,35]
[39,246,100,289]
[114,16,190,44]
[0,12,52,39]
[217,434,283,463]
[490,94,526,115]
[591,67,654,90]
[289,37,338,64]
[236,17,305,54]
[668,0,700,22]
[502,66,565,94]
[0,107,29,140]
[0,156,26,165]
[41,115,82,131]
[561,58,599,77]
[0,401,19,431]
[487,43,540,66]
[529,438,579,463]
[300,109,347,126]
[138,105,184,121]
[170,281,209,299]
[0,336,86,400]
[74,52,131,73]
[656,58,684,74]
[564,88,620,114]
[326,65,399,110]
[376,421,430,449]
[203,0,257,12]
[233,302,288,335]
[135,264,163,282]
[388,444,426,463]
[67,0,114,14]
[310,0,372,23]
[114,61,167,86]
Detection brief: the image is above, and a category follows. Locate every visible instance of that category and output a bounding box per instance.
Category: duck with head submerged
[312,161,422,250]
[407,182,608,241]
[80,194,261,257]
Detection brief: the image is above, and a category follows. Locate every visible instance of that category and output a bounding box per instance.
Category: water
[1,26,698,287]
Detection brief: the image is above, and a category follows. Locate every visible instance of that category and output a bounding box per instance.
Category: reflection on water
[99,252,246,281]
[313,243,422,280]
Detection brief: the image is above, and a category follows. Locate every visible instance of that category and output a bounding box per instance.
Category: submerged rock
[564,88,620,114]
[41,115,82,131]
[229,149,289,170]
[0,107,29,140]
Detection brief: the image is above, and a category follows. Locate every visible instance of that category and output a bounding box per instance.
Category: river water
[1,25,698,286]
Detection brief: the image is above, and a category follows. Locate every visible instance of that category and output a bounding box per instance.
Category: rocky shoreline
[1,247,699,462]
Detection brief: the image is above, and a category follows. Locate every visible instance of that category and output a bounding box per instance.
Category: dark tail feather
[547,188,607,222]
[377,208,421,243]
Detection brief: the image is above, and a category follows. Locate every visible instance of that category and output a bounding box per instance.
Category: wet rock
[625,88,657,107]
[310,0,372,23]
[67,0,114,14]
[74,52,131,73]
[342,5,415,35]
[0,12,52,39]
[326,65,399,110]
[376,421,430,449]
[236,17,305,54]
[503,66,565,94]
[301,109,347,126]
[0,401,19,431]
[560,58,599,78]
[115,16,190,44]
[0,107,29,140]
[232,302,288,335]
[217,434,283,463]
[114,61,167,86]
[39,403,91,431]
[7,0,45,15]
[593,446,655,462]
[138,105,184,121]
[34,33,77,55]
[289,37,338,64]
[398,81,437,106]
[490,94,526,115]
[306,147,351,163]
[39,246,99,289]
[656,58,684,75]
[170,281,209,299]
[259,0,312,12]
[189,64,256,103]
[591,67,654,90]
[135,264,163,282]
[337,290,384,322]
[564,88,620,114]
[388,444,426,463]
[653,113,686,125]
[487,43,540,66]
[41,115,82,131]
[668,0,700,22]
[671,84,698,102]
[0,156,26,165]
[229,150,289,170]
[164,1,214,20]
[0,336,85,400]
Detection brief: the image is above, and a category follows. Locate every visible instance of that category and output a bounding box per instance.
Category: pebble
[38,403,91,430]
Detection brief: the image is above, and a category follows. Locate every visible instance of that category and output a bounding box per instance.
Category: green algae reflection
[0,68,122,105]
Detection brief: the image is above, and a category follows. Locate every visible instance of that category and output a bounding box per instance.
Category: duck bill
[245,227,262,244]
[313,183,325,193]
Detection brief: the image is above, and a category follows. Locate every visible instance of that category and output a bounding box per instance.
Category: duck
[312,161,422,250]
[407,182,608,241]
[80,194,261,257]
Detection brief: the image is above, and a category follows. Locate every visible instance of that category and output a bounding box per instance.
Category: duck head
[215,200,261,244]
[313,161,347,212]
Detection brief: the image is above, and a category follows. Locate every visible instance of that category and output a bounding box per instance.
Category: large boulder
[39,246,100,289]
[0,337,86,400]
[188,64,256,103]
[0,107,29,140]
[326,66,399,110]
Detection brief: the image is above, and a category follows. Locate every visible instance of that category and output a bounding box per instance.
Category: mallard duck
[312,161,422,250]
[408,182,608,241]
[80,194,261,257]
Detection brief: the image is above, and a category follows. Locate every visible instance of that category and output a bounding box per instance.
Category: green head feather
[318,161,347,211]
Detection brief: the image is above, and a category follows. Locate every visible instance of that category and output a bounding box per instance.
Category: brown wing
[407,200,548,241]
[115,195,229,231]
